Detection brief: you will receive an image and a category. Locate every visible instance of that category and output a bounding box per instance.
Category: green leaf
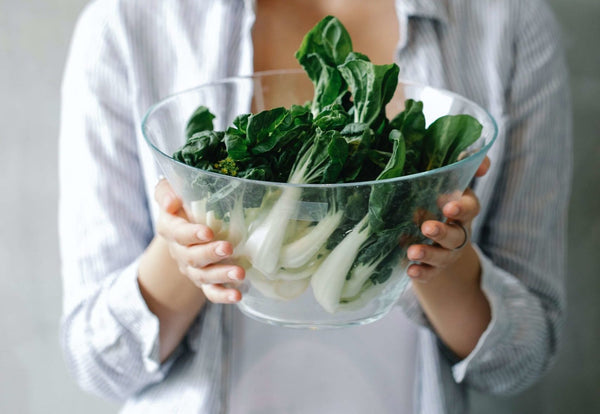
[369,243,404,284]
[337,59,399,128]
[302,54,347,113]
[295,16,354,114]
[185,106,215,138]
[224,129,248,161]
[295,16,353,71]
[388,101,427,174]
[246,107,289,154]
[340,123,375,182]
[422,115,483,170]
[367,149,392,169]
[173,130,225,167]
[232,113,250,134]
[313,104,351,131]
[289,128,349,184]
[323,134,349,182]
[377,130,406,180]
[389,99,426,145]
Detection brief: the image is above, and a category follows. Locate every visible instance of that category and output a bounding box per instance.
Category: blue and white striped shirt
[58,0,571,413]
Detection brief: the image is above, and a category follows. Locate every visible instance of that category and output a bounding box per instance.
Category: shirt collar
[396,0,449,25]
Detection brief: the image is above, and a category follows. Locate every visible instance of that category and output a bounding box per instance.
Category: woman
[59,0,571,412]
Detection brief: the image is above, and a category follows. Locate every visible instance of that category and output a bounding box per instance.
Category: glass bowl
[142,70,497,328]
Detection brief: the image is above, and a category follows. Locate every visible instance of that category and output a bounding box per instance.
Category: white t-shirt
[229,307,418,414]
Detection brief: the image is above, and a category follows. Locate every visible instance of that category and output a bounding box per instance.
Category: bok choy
[173,16,483,312]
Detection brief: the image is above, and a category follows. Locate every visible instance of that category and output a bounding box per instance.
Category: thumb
[154,177,182,214]
[474,156,491,178]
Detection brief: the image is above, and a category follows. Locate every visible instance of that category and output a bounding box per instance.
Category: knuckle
[177,264,188,275]
[170,243,188,264]
[186,255,197,267]
[202,285,223,303]
[189,250,210,270]
[436,224,447,240]
[167,242,179,260]
[189,269,207,286]
[174,222,192,245]
[156,216,169,238]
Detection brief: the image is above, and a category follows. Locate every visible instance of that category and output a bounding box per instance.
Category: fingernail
[228,294,239,302]
[228,270,239,280]
[447,205,460,216]
[162,194,174,210]
[425,225,439,237]
[410,249,424,260]
[197,230,211,242]
[408,267,421,278]
[215,244,229,257]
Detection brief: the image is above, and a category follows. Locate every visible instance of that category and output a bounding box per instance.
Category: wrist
[411,244,490,359]
[138,236,205,315]
[139,236,206,362]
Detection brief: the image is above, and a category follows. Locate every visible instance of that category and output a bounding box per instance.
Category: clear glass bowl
[142,70,497,328]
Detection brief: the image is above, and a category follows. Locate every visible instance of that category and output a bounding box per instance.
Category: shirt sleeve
[453,0,571,394]
[450,0,571,394]
[399,0,571,395]
[58,3,175,401]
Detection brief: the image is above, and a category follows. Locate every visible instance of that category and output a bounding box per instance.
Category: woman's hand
[406,156,490,282]
[407,157,492,359]
[154,178,245,304]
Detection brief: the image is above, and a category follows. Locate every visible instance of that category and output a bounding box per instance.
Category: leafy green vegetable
[295,16,353,114]
[185,105,215,138]
[388,99,426,174]
[377,129,406,180]
[422,115,483,171]
[338,57,399,130]
[173,130,225,169]
[171,15,484,311]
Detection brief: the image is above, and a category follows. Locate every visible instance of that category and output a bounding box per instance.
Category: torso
[253,0,400,72]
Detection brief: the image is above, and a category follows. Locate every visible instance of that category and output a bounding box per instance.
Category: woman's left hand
[406,156,490,283]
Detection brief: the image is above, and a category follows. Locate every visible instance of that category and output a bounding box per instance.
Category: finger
[172,240,234,268]
[185,263,245,285]
[202,283,242,304]
[154,178,182,214]
[406,262,437,283]
[157,211,213,245]
[474,156,491,177]
[407,243,457,268]
[420,220,469,251]
[442,188,480,223]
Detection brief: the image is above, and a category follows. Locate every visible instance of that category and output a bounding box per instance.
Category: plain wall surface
[1,1,598,413]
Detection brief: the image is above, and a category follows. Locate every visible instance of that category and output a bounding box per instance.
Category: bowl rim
[141,69,498,189]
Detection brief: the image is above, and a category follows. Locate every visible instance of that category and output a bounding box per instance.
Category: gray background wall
[1,0,597,412]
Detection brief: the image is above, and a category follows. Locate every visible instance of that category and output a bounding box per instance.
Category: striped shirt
[58,0,572,413]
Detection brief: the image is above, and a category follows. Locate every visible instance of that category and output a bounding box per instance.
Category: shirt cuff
[106,259,170,374]
[451,244,512,382]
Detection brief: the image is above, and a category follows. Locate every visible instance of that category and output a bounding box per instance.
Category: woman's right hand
[154,178,245,304]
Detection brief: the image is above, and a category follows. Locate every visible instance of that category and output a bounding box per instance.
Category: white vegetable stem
[340,258,383,300]
[190,199,208,224]
[227,196,247,247]
[246,267,310,300]
[244,187,302,275]
[279,210,344,269]
[272,262,320,281]
[311,215,370,313]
